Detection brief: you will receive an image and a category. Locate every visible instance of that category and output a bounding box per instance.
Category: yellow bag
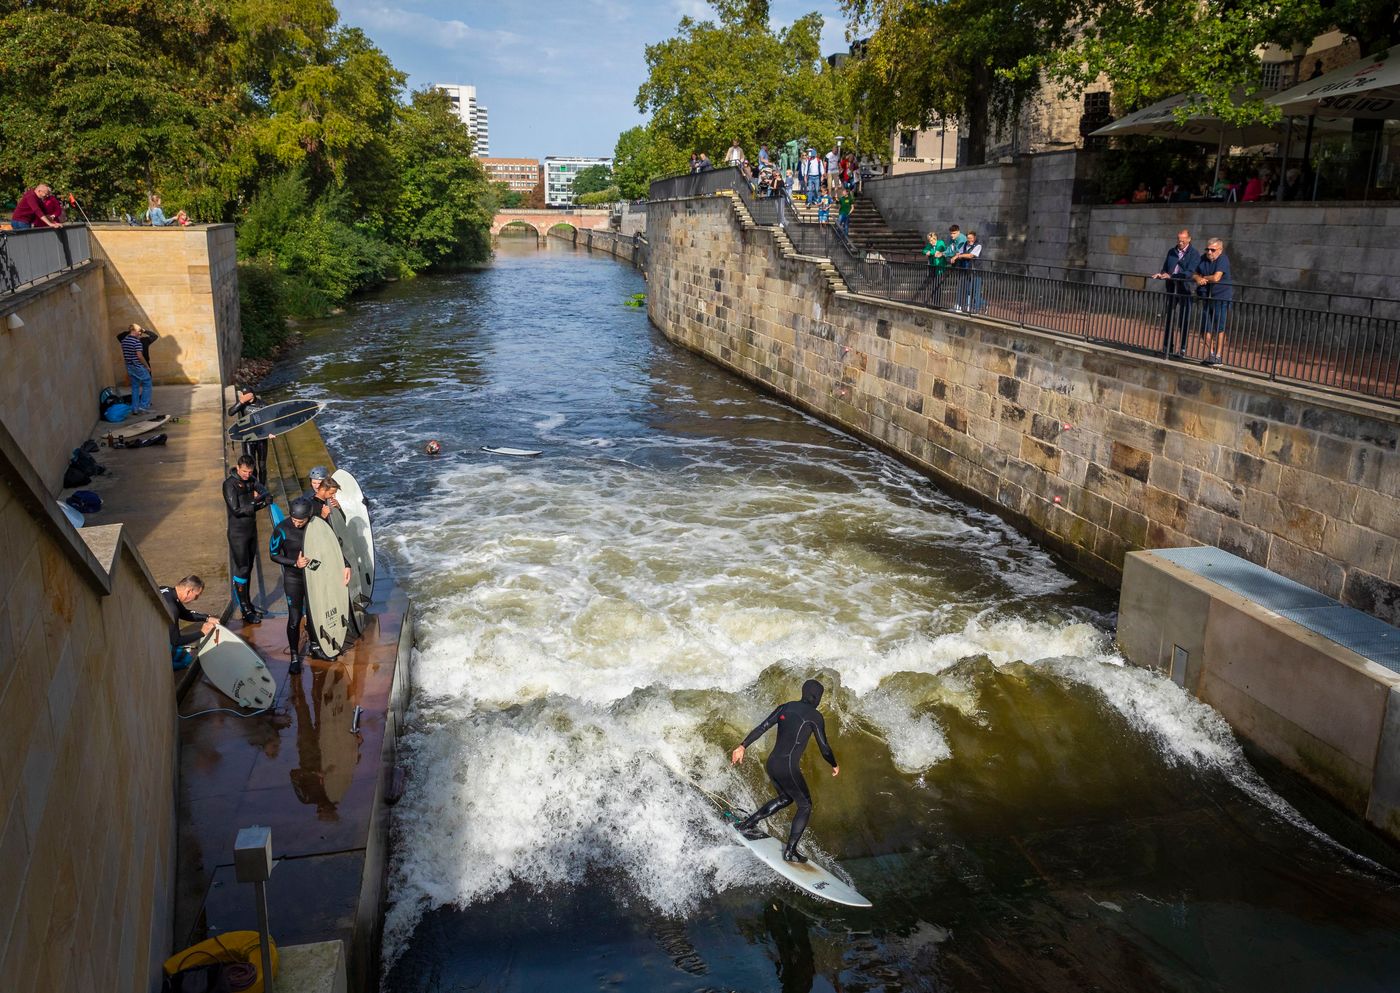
[163,930,279,993]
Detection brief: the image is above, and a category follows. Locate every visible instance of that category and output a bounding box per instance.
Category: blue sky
[334,0,850,161]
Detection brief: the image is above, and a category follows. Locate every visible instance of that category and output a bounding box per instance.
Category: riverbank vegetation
[0,0,497,357]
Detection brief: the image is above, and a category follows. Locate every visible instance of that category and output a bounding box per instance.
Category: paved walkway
[82,384,233,609]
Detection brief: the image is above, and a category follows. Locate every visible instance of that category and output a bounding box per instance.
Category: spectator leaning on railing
[10,182,63,229]
[1192,238,1232,367]
[1151,228,1199,359]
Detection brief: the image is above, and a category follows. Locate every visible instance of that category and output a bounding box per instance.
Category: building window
[1260,61,1286,91]
[1084,91,1110,118]
[899,131,916,159]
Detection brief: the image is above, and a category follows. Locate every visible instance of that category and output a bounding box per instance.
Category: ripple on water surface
[266,245,1400,993]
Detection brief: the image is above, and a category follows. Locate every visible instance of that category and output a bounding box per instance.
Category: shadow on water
[265,242,1400,993]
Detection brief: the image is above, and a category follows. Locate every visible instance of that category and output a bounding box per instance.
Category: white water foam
[380,450,1322,969]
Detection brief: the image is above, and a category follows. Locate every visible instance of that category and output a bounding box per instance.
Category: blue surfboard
[269,502,285,527]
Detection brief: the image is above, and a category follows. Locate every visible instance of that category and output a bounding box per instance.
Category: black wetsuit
[269,517,320,658]
[737,679,838,856]
[223,470,267,614]
[228,393,269,483]
[159,586,208,648]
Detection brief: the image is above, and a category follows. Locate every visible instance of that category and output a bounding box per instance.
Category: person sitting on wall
[10,182,63,230]
[1131,182,1152,204]
[145,193,178,226]
[161,575,217,671]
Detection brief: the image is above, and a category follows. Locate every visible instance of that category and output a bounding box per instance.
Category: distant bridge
[492,208,612,242]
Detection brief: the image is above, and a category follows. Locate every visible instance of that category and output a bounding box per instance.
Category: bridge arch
[493,219,544,240]
[490,209,614,243]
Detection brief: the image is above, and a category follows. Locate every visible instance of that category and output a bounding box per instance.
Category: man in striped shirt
[118,324,155,413]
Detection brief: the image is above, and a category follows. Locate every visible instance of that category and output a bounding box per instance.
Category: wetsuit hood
[801,679,824,706]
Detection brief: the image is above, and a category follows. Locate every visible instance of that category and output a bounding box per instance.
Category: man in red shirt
[10,183,63,230]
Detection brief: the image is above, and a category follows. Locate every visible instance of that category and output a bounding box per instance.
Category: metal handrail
[0,224,93,295]
[649,179,1400,403]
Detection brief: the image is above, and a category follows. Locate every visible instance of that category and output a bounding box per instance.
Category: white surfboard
[482,446,542,457]
[331,467,364,506]
[328,507,370,628]
[732,824,872,908]
[196,623,277,709]
[332,487,374,583]
[304,516,351,658]
[115,414,170,437]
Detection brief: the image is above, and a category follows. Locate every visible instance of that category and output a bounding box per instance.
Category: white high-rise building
[434,83,490,156]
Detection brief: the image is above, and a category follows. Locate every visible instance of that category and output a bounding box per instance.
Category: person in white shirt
[725,139,744,166]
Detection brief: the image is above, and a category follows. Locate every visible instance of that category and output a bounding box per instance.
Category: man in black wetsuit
[223,455,269,623]
[303,466,340,520]
[730,679,840,863]
[270,497,351,673]
[227,388,270,484]
[160,575,217,670]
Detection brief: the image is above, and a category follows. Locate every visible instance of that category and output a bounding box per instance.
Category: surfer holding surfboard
[730,679,839,864]
[270,497,350,672]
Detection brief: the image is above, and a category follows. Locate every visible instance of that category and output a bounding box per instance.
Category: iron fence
[0,225,92,295]
[648,175,1400,401]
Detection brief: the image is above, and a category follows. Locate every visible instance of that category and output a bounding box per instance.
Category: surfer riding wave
[730,679,839,863]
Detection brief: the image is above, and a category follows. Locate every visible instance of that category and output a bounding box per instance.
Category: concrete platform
[78,384,233,609]
[171,425,411,993]
[1118,547,1400,845]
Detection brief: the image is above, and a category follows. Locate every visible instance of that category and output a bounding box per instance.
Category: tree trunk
[963,64,992,166]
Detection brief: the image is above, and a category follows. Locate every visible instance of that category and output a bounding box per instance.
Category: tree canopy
[0,0,500,341]
[571,164,615,198]
[635,0,860,166]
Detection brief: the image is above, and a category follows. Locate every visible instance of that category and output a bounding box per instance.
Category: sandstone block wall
[90,225,241,386]
[0,436,176,991]
[647,193,1400,623]
[0,265,111,492]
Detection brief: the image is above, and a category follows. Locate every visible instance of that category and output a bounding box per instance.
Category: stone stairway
[787,195,924,258]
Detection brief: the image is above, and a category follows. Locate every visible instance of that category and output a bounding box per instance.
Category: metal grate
[1155,546,1400,673]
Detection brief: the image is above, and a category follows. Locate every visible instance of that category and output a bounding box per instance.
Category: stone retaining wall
[0,423,176,991]
[90,224,241,385]
[646,192,1400,623]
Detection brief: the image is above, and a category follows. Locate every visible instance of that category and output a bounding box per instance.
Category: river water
[263,240,1400,992]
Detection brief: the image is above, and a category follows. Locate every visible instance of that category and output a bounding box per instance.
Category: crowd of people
[694,140,887,236]
[1124,165,1307,205]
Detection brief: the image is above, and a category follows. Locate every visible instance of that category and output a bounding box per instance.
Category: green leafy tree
[842,0,1081,166]
[576,186,622,205]
[387,88,495,269]
[637,0,846,164]
[493,183,525,209]
[571,164,614,197]
[612,125,683,199]
[1038,0,1399,125]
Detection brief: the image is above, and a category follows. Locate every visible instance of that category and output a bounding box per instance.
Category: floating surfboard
[329,507,370,629]
[303,516,350,658]
[731,824,872,908]
[115,414,170,437]
[195,623,277,709]
[481,446,542,457]
[228,399,322,442]
[57,501,84,528]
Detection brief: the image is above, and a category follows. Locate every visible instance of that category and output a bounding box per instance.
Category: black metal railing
[0,224,92,294]
[649,174,1400,402]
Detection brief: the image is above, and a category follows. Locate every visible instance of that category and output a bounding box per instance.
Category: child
[816,187,832,224]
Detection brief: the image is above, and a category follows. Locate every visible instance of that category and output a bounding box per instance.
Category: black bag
[65,446,104,487]
[63,463,91,488]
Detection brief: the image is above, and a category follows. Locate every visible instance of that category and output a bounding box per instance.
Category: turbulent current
[264,241,1400,993]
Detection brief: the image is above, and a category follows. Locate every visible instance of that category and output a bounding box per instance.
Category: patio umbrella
[1266,44,1400,118]
[1090,91,1289,147]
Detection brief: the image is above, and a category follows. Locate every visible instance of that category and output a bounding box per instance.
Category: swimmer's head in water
[425,440,442,455]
